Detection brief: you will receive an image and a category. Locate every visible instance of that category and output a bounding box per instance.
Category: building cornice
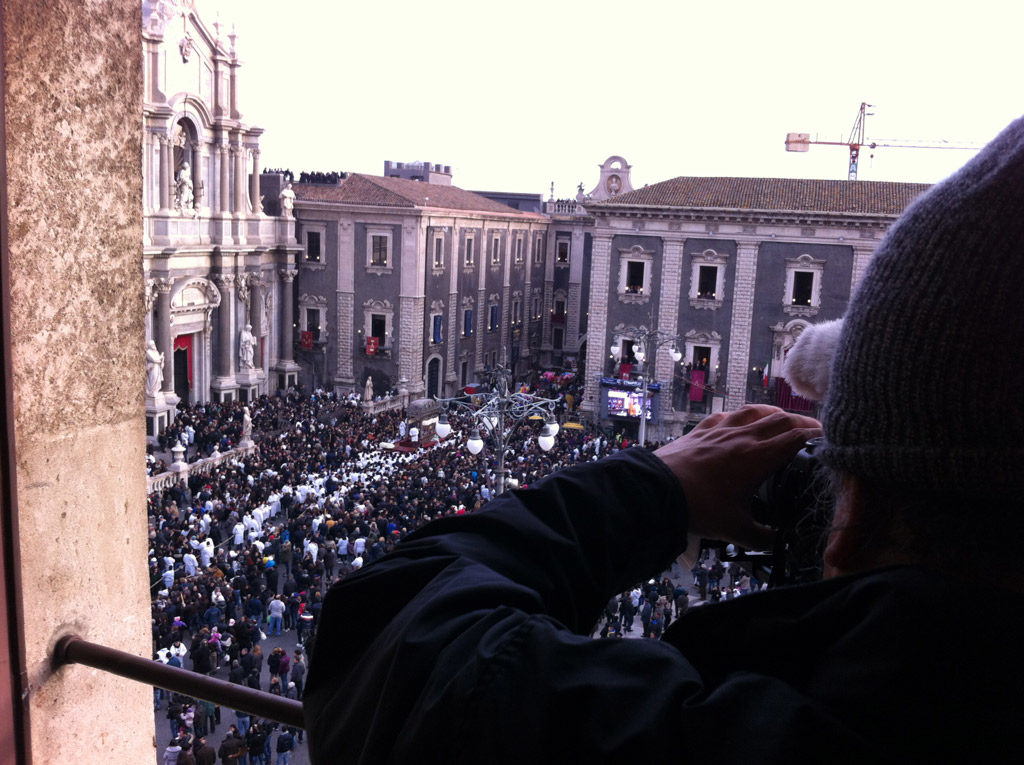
[587,203,896,229]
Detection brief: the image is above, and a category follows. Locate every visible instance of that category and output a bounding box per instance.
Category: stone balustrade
[147,442,259,493]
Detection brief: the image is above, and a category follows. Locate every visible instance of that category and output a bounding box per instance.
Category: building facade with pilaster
[292,173,550,399]
[581,176,930,441]
[142,2,300,440]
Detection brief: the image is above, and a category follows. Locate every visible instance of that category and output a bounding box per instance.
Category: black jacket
[305,448,1024,763]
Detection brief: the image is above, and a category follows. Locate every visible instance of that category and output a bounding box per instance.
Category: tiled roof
[295,174,543,217]
[589,176,931,216]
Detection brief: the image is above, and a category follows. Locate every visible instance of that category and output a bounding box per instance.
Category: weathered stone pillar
[3,0,152,759]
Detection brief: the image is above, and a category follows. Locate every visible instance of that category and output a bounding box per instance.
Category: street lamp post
[435,362,558,495]
[610,327,682,447]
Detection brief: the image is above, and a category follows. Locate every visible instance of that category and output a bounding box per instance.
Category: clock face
[606,174,622,194]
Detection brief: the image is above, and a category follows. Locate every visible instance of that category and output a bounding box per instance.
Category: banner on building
[366,336,379,355]
[690,370,706,401]
[300,331,314,349]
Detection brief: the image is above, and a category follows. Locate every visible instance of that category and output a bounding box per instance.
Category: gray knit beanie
[820,115,1024,491]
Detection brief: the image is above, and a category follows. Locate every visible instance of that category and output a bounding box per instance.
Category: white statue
[364,375,373,401]
[145,340,164,395]
[176,161,194,214]
[241,407,252,442]
[279,182,295,216]
[239,324,256,369]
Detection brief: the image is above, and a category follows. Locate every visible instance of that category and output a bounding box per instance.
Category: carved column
[155,278,175,392]
[248,273,263,340]
[158,135,171,211]
[192,143,204,210]
[218,143,230,214]
[233,143,246,213]
[245,272,263,371]
[250,148,261,214]
[279,269,297,364]
[212,273,236,379]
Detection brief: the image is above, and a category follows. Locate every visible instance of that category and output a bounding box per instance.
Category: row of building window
[303,302,563,351]
[305,275,815,350]
[619,254,825,312]
[308,231,823,311]
[303,229,571,270]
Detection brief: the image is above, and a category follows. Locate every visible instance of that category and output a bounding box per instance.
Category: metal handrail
[52,635,305,729]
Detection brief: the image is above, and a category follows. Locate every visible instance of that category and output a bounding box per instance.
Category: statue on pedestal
[239,324,256,369]
[176,161,195,215]
[364,375,373,401]
[241,407,252,443]
[146,340,164,395]
[279,182,295,216]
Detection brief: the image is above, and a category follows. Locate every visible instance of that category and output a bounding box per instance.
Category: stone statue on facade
[176,161,195,215]
[145,340,164,395]
[239,323,256,369]
[279,182,295,216]
[364,375,373,401]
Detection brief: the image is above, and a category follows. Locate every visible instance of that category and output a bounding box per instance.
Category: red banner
[689,370,706,401]
[366,336,379,355]
[300,331,314,349]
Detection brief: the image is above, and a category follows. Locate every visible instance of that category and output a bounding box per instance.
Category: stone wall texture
[3,0,154,760]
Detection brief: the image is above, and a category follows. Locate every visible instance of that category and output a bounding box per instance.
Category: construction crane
[786,102,979,180]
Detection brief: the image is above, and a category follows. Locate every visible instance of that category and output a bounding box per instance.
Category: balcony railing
[53,635,304,729]
[543,199,587,216]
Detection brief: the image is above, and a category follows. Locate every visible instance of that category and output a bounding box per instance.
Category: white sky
[197,0,1021,198]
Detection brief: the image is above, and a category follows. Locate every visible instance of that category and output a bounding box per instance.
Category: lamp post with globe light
[434,363,559,495]
[610,327,682,447]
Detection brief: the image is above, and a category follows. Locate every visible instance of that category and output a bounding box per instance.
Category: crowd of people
[594,560,757,640]
[149,384,627,762]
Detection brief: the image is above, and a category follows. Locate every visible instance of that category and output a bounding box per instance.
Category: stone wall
[2,0,153,760]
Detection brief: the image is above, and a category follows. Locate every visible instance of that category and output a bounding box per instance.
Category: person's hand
[654,405,822,550]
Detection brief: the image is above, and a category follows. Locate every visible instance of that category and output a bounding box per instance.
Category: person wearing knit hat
[784,114,1024,577]
[305,122,1024,764]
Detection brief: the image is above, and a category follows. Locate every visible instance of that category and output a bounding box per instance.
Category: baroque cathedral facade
[142,1,300,440]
